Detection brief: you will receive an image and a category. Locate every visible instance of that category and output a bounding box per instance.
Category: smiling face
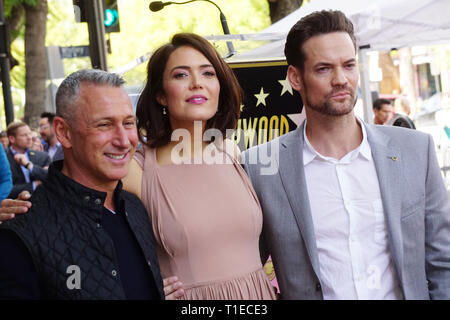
[39,117,54,144]
[288,32,359,117]
[61,83,138,191]
[157,46,220,130]
[30,131,43,151]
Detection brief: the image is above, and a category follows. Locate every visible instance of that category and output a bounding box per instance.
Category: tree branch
[6,4,24,38]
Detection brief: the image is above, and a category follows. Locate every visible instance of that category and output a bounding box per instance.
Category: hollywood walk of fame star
[278,75,293,96]
[254,87,269,107]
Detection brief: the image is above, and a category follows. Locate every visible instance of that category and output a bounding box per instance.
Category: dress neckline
[152,143,234,168]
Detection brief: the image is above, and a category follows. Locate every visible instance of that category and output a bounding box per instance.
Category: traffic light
[103,0,120,33]
[73,0,88,23]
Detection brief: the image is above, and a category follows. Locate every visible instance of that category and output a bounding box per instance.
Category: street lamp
[149,0,235,58]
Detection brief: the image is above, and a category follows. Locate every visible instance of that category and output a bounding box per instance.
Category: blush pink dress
[134,144,276,300]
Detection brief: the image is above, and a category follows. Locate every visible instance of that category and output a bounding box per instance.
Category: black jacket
[0,161,164,299]
[6,147,51,198]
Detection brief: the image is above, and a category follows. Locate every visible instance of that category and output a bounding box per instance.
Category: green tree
[268,0,303,23]
[2,0,274,128]
[108,0,271,85]
[45,0,90,75]
[5,0,47,128]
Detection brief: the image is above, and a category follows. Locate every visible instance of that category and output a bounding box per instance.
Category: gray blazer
[243,121,450,300]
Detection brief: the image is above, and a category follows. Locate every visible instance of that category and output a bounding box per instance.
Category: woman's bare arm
[122,158,143,200]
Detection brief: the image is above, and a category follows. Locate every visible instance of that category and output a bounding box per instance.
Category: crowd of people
[0,112,62,201]
[372,98,416,129]
[0,105,67,201]
[0,10,448,300]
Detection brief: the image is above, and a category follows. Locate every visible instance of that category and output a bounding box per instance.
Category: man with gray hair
[0,69,165,299]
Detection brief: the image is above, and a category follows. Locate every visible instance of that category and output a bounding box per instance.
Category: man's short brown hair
[373,98,392,111]
[6,121,28,138]
[284,10,356,70]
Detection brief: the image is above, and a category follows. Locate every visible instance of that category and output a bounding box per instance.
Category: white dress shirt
[303,119,403,300]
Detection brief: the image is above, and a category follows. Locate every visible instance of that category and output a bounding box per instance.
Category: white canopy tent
[225,0,450,122]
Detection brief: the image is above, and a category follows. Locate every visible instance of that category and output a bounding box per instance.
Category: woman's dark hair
[136,33,243,148]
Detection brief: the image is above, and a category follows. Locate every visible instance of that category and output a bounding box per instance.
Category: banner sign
[230,60,304,150]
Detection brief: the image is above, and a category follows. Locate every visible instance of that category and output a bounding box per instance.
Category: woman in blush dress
[122,33,276,300]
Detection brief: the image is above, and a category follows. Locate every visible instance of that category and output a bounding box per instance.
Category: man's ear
[287,65,303,92]
[8,135,15,146]
[53,116,72,149]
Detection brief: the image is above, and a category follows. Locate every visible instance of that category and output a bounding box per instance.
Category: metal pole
[86,0,108,70]
[149,1,235,58]
[219,11,235,58]
[0,0,14,125]
[358,47,373,124]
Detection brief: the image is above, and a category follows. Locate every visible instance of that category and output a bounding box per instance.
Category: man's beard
[305,84,357,117]
[44,133,54,144]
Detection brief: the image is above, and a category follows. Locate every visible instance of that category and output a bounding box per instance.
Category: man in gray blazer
[243,10,450,300]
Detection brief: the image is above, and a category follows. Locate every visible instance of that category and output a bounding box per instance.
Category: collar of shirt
[303,117,372,166]
[9,146,30,157]
[44,160,125,222]
[105,207,117,215]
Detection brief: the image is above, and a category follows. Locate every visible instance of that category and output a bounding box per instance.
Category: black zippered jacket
[0,161,164,299]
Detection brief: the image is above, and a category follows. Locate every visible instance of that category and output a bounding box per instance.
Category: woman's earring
[162,107,167,115]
